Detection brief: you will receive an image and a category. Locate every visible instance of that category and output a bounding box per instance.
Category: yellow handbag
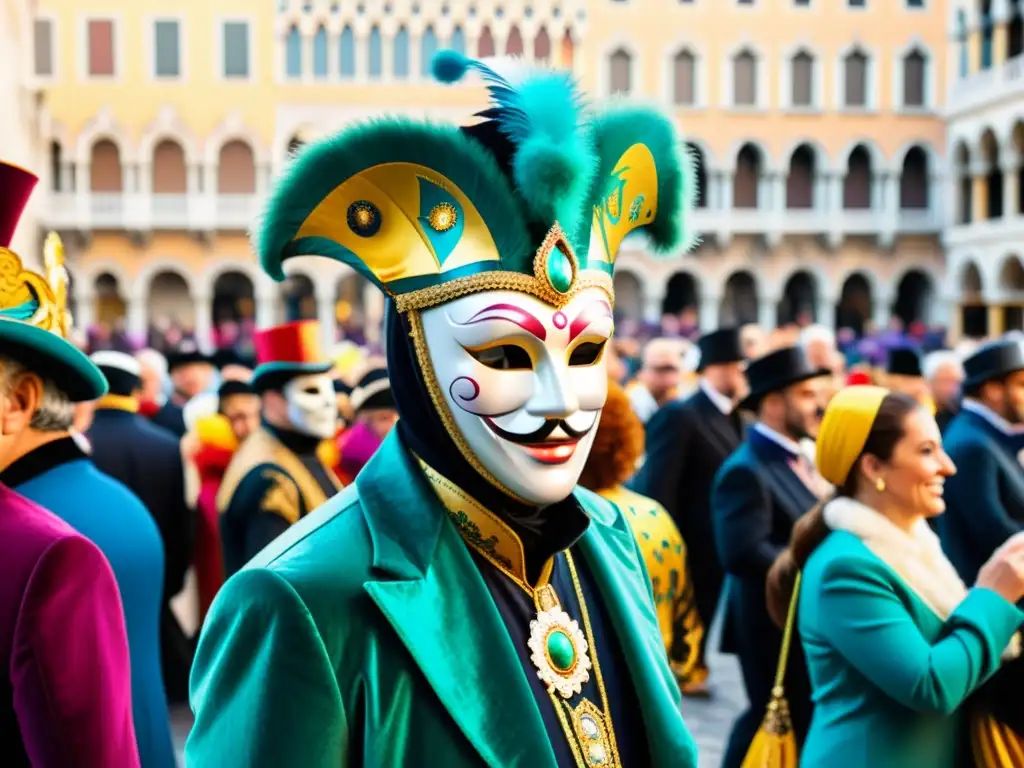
[971,713,1024,767]
[742,572,801,768]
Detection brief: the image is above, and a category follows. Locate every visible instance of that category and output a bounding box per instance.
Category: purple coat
[0,483,139,767]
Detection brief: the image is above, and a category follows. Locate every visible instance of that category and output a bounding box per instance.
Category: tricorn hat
[0,161,106,402]
[739,345,830,412]
[962,338,1024,391]
[696,328,744,371]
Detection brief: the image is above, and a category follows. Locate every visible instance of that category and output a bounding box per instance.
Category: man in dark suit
[711,346,830,768]
[152,343,215,438]
[940,339,1024,584]
[87,350,195,704]
[630,328,746,696]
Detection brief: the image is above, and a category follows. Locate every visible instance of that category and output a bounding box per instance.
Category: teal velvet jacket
[799,531,1024,768]
[186,431,697,767]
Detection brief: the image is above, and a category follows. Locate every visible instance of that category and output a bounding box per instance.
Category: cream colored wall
[32,0,953,332]
[2,0,43,268]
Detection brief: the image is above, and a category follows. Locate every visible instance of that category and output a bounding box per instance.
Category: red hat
[0,161,39,248]
[846,371,873,387]
[251,320,333,391]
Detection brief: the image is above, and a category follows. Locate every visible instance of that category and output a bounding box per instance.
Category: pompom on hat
[815,385,889,487]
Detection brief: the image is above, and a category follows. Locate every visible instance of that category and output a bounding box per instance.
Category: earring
[876,478,886,493]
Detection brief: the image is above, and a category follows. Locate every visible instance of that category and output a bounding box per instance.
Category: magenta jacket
[0,483,140,766]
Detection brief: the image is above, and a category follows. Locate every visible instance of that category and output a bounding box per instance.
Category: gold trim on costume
[0,232,72,339]
[416,458,621,768]
[217,427,342,516]
[94,394,139,413]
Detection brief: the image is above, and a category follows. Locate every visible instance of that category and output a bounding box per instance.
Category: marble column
[126,295,148,340]
[758,295,777,331]
[255,289,277,329]
[318,292,339,349]
[192,293,214,352]
[988,303,1005,337]
[699,292,720,332]
[872,291,893,330]
[74,289,96,337]
[1002,155,1020,218]
[971,171,989,223]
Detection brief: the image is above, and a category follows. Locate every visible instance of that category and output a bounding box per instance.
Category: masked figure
[217,320,344,577]
[188,51,699,767]
[0,161,141,766]
[336,366,397,481]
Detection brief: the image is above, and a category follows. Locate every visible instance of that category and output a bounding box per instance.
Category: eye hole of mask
[468,344,533,371]
[302,386,320,395]
[568,341,606,367]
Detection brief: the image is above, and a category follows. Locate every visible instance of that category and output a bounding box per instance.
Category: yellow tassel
[741,690,798,768]
[971,713,1024,767]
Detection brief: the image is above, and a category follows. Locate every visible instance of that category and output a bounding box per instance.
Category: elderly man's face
[929,363,963,409]
[640,349,682,403]
[138,363,163,402]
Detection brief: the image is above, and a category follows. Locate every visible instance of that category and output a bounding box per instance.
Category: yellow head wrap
[815,385,889,487]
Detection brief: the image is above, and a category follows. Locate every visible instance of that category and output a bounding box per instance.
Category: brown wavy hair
[765,391,920,628]
[577,379,645,492]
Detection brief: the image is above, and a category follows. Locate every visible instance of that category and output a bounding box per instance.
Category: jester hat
[0,161,106,402]
[257,51,698,315]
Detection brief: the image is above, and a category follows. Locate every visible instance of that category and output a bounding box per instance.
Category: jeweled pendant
[528,605,592,698]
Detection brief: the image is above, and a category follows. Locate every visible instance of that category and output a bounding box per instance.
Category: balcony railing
[42,192,262,232]
[41,192,943,242]
[947,54,1024,117]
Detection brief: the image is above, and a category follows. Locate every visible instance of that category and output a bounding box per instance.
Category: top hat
[886,347,923,377]
[739,345,830,411]
[251,320,333,392]
[0,162,106,402]
[90,350,141,397]
[212,347,256,372]
[962,338,1024,391]
[696,328,744,371]
[166,341,213,372]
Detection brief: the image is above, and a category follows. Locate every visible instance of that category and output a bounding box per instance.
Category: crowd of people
[3,46,1024,768]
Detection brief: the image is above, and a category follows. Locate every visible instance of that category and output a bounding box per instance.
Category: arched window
[957,10,969,77]
[534,28,551,63]
[733,49,757,106]
[478,26,495,57]
[450,25,466,55]
[790,50,814,107]
[285,25,302,79]
[673,50,695,106]
[340,25,355,77]
[506,25,524,56]
[981,1,994,70]
[902,49,926,108]
[313,25,328,78]
[393,26,409,77]
[368,26,382,78]
[421,26,438,76]
[609,49,631,94]
[843,48,868,108]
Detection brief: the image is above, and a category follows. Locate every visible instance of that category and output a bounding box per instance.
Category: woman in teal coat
[767,386,1024,767]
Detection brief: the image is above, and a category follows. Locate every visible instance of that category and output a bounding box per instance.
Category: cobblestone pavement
[172,651,743,768]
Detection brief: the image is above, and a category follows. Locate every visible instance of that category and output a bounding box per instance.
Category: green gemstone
[547,630,576,671]
[546,248,573,294]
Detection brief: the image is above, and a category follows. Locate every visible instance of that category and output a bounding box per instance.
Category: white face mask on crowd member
[283,373,337,439]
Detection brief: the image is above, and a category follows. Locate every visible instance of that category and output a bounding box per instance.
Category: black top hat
[739,345,830,411]
[212,348,256,372]
[887,347,923,377]
[963,339,1024,391]
[166,342,212,372]
[696,328,744,371]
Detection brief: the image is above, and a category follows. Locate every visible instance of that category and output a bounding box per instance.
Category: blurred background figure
[924,350,965,433]
[337,367,396,484]
[136,348,169,418]
[153,345,215,438]
[579,379,706,694]
[627,337,688,423]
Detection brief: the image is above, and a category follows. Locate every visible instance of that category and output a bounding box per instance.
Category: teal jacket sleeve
[186,568,347,767]
[816,554,1024,715]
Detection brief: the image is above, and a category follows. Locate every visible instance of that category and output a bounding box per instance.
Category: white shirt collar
[962,399,1024,436]
[753,422,804,458]
[699,378,733,415]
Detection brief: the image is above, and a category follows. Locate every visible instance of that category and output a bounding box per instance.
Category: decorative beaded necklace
[418,459,622,768]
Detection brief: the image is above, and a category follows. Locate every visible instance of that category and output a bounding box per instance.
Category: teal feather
[431,50,596,237]
[256,119,533,284]
[587,106,699,258]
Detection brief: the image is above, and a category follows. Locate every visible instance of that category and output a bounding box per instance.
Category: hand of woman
[976,531,1024,604]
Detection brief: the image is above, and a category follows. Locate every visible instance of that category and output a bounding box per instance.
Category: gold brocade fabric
[971,713,1024,767]
[597,485,704,683]
[417,458,623,768]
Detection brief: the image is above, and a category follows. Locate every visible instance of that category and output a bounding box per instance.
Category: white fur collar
[823,497,967,619]
[824,496,1021,660]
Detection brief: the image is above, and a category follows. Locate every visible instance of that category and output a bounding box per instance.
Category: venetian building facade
[30,0,947,346]
[2,0,44,266]
[945,0,1024,339]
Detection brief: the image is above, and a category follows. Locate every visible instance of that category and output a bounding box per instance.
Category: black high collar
[264,421,324,457]
[0,436,86,488]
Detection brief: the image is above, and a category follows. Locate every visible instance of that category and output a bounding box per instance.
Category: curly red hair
[578,379,645,492]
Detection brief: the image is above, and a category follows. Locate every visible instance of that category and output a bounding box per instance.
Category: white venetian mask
[418,287,613,505]
[284,373,337,439]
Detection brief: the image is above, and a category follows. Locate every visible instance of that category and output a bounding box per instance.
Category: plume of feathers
[431,49,596,237]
